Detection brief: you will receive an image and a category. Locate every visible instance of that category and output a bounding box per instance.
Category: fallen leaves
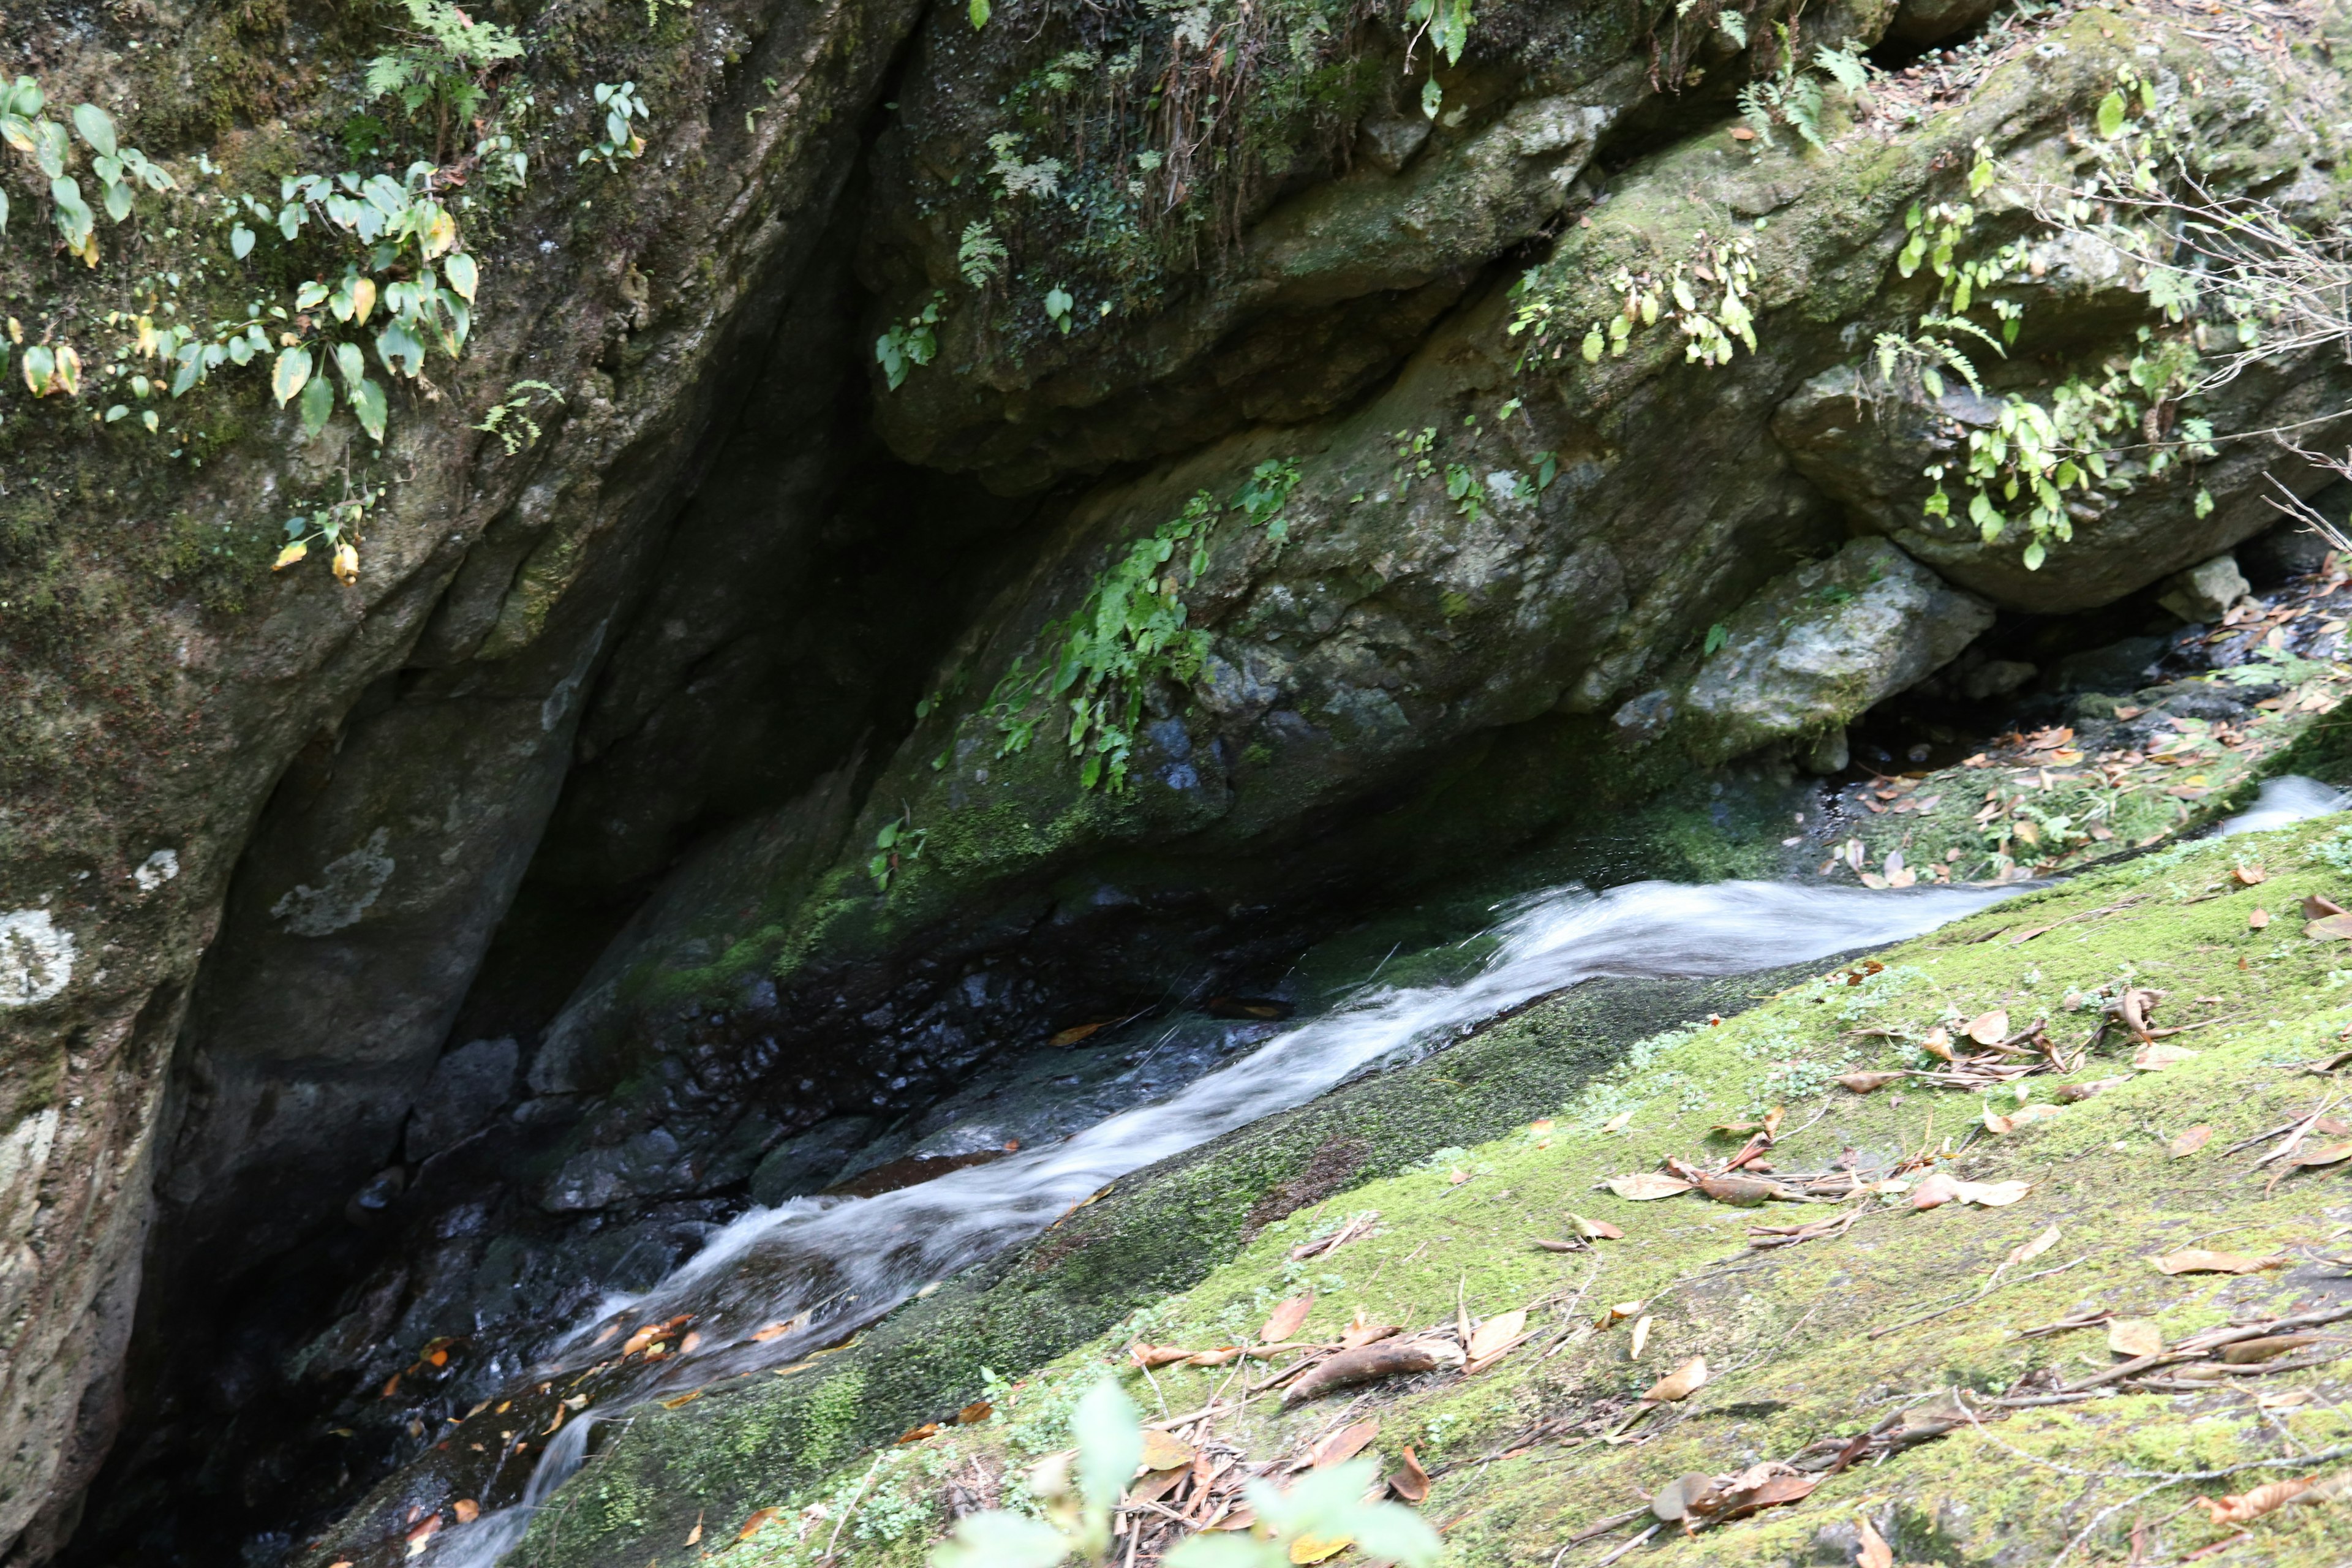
[1643,1356,1708,1403]
[2251,907,2273,930]
[1856,1515,1895,1568]
[2192,1477,2315,1525]
[737,1507,779,1541]
[2109,1319,2164,1357]
[1607,1172,1694,1201]
[2169,1125,2214,1158]
[2155,1249,2285,1275]
[1466,1310,1527,1364]
[1981,1102,2063,1134]
[1260,1295,1314,1344]
[1965,1009,2011,1046]
[1909,1173,2033,1209]
[2308,913,2352,941]
[1570,1213,1623,1240]
[1387,1446,1431,1504]
[1837,1070,1907,1093]
[1140,1430,1198,1471]
[451,1500,480,1525]
[2132,1041,2198,1070]
[2005,1224,2062,1270]
[1308,1419,1378,1469]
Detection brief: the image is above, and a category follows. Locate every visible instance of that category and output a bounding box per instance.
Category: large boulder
[1611,538,1995,766]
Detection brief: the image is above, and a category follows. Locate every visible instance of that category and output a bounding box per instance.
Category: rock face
[0,0,2345,1559]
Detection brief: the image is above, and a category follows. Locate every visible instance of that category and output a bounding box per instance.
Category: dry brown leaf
[1467,1309,1528,1362]
[1049,1022,1110,1047]
[659,1390,703,1409]
[2006,1224,2061,1268]
[2154,1249,2283,1275]
[2169,1125,2214,1158]
[1838,1070,1907,1093]
[959,1401,993,1424]
[2220,1333,2324,1365]
[2057,1077,2129,1103]
[1629,1314,1653,1359]
[737,1507,780,1541]
[452,1500,480,1525]
[2311,913,2352,940]
[2108,1319,2163,1357]
[2251,907,2273,930]
[685,1514,703,1546]
[1569,1213,1624,1240]
[405,1517,442,1547]
[897,1423,941,1444]
[1643,1355,1708,1402]
[1983,1102,2063,1134]
[2234,865,2269,886]
[1261,1295,1314,1345]
[1648,1472,1716,1522]
[1952,1178,2034,1207]
[1856,1514,1894,1568]
[1910,1172,1959,1210]
[1607,1172,1694,1201]
[2132,1041,2197,1070]
[2193,1477,2315,1525]
[1185,1346,1242,1366]
[1310,1419,1379,1469]
[1340,1312,1398,1351]
[2299,1140,2352,1167]
[1921,1025,1954,1061]
[1965,1009,2011,1046]
[2307,894,2350,919]
[1130,1344,1193,1368]
[1388,1446,1431,1504]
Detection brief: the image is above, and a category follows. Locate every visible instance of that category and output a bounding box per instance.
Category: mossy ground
[535,812,2352,1568]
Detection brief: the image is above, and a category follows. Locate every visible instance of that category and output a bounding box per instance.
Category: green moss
[529,809,2352,1568]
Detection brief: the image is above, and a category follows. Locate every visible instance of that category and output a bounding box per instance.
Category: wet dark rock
[748,1117,878,1206]
[404,1038,521,1164]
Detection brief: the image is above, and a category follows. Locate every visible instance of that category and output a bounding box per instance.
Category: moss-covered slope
[537,810,2352,1568]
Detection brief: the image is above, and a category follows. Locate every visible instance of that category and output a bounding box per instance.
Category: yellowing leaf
[333,541,360,584]
[273,541,309,571]
[1139,1430,1196,1471]
[1289,1534,1352,1565]
[352,274,377,326]
[1628,1313,1651,1359]
[271,344,312,407]
[737,1507,778,1540]
[422,205,457,259]
[442,250,479,303]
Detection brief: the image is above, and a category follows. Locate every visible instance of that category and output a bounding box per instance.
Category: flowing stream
[432,775,2345,1566]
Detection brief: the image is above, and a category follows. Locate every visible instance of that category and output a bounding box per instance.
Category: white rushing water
[435,775,2352,1565]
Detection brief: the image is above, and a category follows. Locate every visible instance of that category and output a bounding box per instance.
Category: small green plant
[989,460,1300,791]
[273,480,386,584]
[1,80,177,265]
[876,292,944,389]
[578,81,649,170]
[363,0,524,162]
[932,1381,1439,1568]
[472,379,562,454]
[958,221,1008,288]
[869,809,929,893]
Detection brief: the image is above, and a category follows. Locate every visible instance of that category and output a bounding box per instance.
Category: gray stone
[1882,0,2005,51]
[1670,540,1995,764]
[1959,660,2037,701]
[404,1038,521,1163]
[2157,552,2252,623]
